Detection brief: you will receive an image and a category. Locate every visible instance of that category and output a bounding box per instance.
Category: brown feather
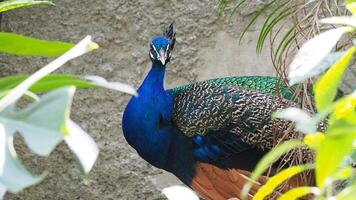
[191,162,314,200]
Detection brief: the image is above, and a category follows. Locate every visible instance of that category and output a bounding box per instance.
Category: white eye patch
[151,43,159,55]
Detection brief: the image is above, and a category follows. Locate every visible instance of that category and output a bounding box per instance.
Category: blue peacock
[122,24,315,200]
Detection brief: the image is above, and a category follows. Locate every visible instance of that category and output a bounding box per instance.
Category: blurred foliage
[239,1,356,199]
[219,0,356,111]
[0,1,135,199]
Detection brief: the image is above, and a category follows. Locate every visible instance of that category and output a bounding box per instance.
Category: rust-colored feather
[191,162,314,200]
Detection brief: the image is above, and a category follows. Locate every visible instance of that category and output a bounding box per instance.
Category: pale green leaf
[0,32,73,57]
[337,184,356,200]
[288,27,351,85]
[254,165,313,200]
[0,87,75,156]
[0,124,43,193]
[85,76,137,96]
[241,140,305,199]
[314,47,355,113]
[297,51,345,84]
[0,35,98,111]
[0,0,53,13]
[274,107,318,134]
[321,17,356,27]
[162,185,199,200]
[277,187,320,200]
[0,182,6,200]
[64,120,99,174]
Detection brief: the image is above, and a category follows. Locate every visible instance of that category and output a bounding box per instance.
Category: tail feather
[191,163,267,200]
[191,162,314,200]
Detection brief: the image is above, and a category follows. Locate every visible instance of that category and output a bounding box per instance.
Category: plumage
[122,24,315,199]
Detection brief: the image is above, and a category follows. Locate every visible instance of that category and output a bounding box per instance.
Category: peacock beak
[158,49,167,65]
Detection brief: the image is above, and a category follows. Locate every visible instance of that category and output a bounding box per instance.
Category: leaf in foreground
[288,27,351,85]
[316,132,355,187]
[64,120,99,174]
[274,107,318,134]
[162,185,199,200]
[0,32,73,57]
[0,87,100,193]
[0,35,98,111]
[0,182,6,200]
[254,165,313,200]
[0,87,74,156]
[0,124,43,194]
[314,47,355,113]
[241,140,305,199]
[0,74,137,96]
[0,0,53,13]
[85,75,137,96]
[277,187,320,200]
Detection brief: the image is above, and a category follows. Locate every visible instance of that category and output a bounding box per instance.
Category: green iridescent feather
[168,76,295,100]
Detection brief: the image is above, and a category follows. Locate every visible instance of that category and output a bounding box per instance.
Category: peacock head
[149,23,176,66]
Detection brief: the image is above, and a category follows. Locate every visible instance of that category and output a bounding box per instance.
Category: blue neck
[123,62,196,185]
[138,63,165,93]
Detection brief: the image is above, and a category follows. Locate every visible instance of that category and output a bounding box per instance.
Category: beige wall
[0,1,276,199]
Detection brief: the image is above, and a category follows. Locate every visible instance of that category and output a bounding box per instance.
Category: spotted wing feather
[168,76,295,101]
[172,81,303,151]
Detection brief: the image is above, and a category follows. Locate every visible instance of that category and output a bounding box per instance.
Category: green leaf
[288,27,351,85]
[0,74,94,93]
[0,32,74,57]
[314,47,355,113]
[277,187,320,200]
[0,0,53,13]
[0,35,98,111]
[274,25,296,65]
[241,140,305,199]
[254,164,313,200]
[316,132,356,187]
[256,2,294,54]
[239,0,277,43]
[227,0,247,21]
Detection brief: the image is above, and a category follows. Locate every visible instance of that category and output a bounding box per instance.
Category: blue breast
[122,65,197,184]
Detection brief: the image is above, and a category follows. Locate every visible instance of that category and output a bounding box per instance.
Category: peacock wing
[167,76,295,100]
[172,80,297,151]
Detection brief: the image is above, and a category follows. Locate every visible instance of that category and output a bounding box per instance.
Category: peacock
[122,24,315,200]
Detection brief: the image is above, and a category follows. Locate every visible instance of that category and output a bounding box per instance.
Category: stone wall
[0,1,274,199]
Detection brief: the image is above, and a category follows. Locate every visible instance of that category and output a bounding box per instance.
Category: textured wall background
[0,0,275,199]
